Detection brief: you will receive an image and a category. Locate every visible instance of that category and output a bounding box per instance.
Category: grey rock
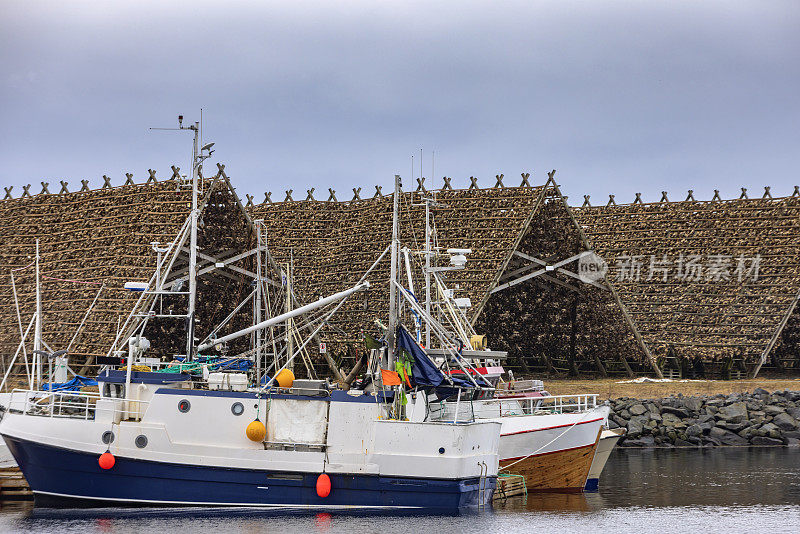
[745,400,763,411]
[752,387,770,397]
[698,414,715,424]
[608,419,620,430]
[782,430,800,439]
[717,430,749,446]
[622,435,656,447]
[785,438,800,447]
[724,393,742,405]
[773,412,799,431]
[619,409,632,420]
[750,436,784,446]
[716,421,748,432]
[661,413,682,426]
[686,424,703,437]
[705,405,719,415]
[759,422,782,439]
[626,415,649,437]
[649,412,662,423]
[645,402,658,414]
[718,402,747,424]
[709,427,727,439]
[629,404,647,416]
[758,422,779,435]
[768,395,786,406]
[786,407,800,420]
[764,405,785,416]
[661,406,691,418]
[674,438,695,447]
[683,397,703,412]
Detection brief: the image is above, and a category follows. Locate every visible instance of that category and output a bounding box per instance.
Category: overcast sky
[1,1,798,205]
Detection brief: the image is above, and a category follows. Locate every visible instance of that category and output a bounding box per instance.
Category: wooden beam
[547,180,664,379]
[752,289,800,377]
[470,177,552,324]
[512,251,609,292]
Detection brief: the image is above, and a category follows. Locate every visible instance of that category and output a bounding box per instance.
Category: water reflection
[496,447,800,513]
[0,448,798,533]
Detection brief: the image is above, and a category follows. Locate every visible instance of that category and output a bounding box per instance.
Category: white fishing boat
[0,120,501,510]
[358,185,607,493]
[0,372,499,508]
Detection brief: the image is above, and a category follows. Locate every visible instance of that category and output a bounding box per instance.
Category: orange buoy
[246,419,267,442]
[316,473,331,498]
[275,368,295,388]
[98,451,115,470]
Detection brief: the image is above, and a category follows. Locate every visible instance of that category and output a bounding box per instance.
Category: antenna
[420,148,423,186]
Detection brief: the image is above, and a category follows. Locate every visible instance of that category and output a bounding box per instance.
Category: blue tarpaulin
[42,375,98,392]
[396,325,474,389]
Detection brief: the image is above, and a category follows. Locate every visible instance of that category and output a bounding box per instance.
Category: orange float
[316,473,331,498]
[98,451,115,470]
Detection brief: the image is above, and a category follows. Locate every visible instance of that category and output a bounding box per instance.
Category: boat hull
[4,436,494,510]
[496,408,607,492]
[498,435,600,492]
[584,428,624,491]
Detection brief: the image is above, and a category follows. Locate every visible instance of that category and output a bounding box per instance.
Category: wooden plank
[499,428,602,492]
[0,467,32,501]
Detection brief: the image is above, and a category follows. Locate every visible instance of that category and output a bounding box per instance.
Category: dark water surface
[1,448,798,533]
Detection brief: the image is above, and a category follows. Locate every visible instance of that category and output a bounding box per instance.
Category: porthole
[438,447,445,455]
[135,434,148,449]
[178,399,191,413]
[101,431,114,444]
[231,402,244,416]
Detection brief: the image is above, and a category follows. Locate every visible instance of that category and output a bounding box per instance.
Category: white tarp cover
[267,399,328,444]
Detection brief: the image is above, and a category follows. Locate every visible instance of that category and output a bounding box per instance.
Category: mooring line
[499,410,595,471]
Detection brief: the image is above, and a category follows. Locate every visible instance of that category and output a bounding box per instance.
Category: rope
[11,260,35,272]
[499,410,595,471]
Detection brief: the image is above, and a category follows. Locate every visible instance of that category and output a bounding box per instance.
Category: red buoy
[316,473,331,498]
[98,452,115,470]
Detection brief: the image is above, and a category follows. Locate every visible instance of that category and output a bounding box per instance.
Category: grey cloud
[1,0,798,204]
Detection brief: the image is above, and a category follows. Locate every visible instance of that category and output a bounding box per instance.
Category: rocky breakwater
[609,388,800,447]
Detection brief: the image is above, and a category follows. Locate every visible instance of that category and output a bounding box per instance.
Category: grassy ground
[542,377,800,400]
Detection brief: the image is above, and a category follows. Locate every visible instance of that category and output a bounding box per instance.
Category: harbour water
[0,447,798,533]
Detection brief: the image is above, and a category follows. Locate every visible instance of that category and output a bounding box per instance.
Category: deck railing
[428,393,600,422]
[6,389,144,421]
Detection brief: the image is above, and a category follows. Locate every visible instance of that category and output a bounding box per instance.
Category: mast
[286,258,294,373]
[254,220,265,383]
[186,121,199,360]
[424,198,431,348]
[387,175,401,361]
[151,114,211,362]
[33,239,42,389]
